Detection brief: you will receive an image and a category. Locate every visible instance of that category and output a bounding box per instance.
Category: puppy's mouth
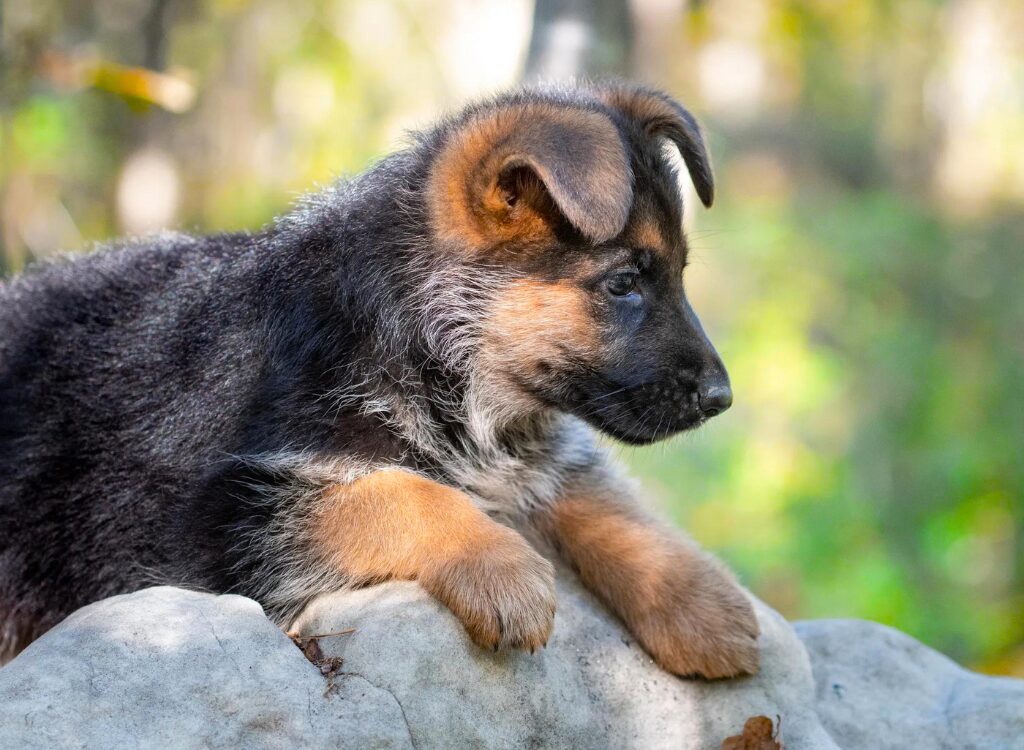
[568,379,710,445]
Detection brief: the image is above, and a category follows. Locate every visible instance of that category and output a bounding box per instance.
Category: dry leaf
[721,715,783,750]
[289,633,325,664]
[287,628,355,695]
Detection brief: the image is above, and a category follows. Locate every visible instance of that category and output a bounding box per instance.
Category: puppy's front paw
[421,526,556,652]
[630,553,760,679]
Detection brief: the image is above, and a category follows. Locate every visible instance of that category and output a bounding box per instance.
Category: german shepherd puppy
[0,83,759,677]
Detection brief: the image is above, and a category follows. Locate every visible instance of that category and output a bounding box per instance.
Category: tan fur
[537,487,760,679]
[479,278,599,393]
[628,218,670,256]
[313,469,555,651]
[429,102,632,248]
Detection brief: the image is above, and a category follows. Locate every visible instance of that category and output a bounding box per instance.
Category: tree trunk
[523,0,634,82]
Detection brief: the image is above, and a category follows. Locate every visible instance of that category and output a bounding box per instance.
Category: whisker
[588,384,633,402]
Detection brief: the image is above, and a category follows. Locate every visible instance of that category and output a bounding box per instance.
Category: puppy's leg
[535,479,759,678]
[312,469,555,651]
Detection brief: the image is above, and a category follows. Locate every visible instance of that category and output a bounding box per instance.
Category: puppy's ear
[429,102,633,248]
[598,85,715,208]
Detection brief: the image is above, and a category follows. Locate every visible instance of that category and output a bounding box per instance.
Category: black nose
[698,383,733,417]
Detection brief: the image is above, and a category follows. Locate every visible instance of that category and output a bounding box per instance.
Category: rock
[795,619,1024,750]
[289,576,837,749]
[0,578,1021,750]
[0,587,412,749]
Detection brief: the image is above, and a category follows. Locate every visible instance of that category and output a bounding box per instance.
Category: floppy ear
[428,102,633,248]
[598,85,715,208]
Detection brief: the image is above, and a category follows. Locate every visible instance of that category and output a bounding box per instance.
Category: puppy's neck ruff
[336,342,582,503]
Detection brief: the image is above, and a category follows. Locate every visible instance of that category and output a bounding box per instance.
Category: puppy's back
[0,230,261,657]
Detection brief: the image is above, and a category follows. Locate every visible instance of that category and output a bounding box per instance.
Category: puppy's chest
[432,419,603,514]
[446,453,565,514]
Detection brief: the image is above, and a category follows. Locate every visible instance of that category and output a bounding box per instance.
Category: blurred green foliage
[2,0,1022,673]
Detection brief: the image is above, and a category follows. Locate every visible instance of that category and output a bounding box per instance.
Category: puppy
[0,83,759,677]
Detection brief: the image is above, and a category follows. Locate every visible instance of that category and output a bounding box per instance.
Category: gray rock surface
[0,588,411,749]
[796,619,1024,750]
[0,578,1021,749]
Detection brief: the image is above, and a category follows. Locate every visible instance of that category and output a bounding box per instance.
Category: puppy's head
[426,84,729,445]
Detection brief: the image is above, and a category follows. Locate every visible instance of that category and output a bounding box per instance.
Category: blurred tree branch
[142,0,172,71]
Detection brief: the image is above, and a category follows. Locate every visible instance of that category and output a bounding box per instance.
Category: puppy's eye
[606,271,639,297]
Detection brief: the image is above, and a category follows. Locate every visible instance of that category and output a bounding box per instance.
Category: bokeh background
[2,0,1022,674]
